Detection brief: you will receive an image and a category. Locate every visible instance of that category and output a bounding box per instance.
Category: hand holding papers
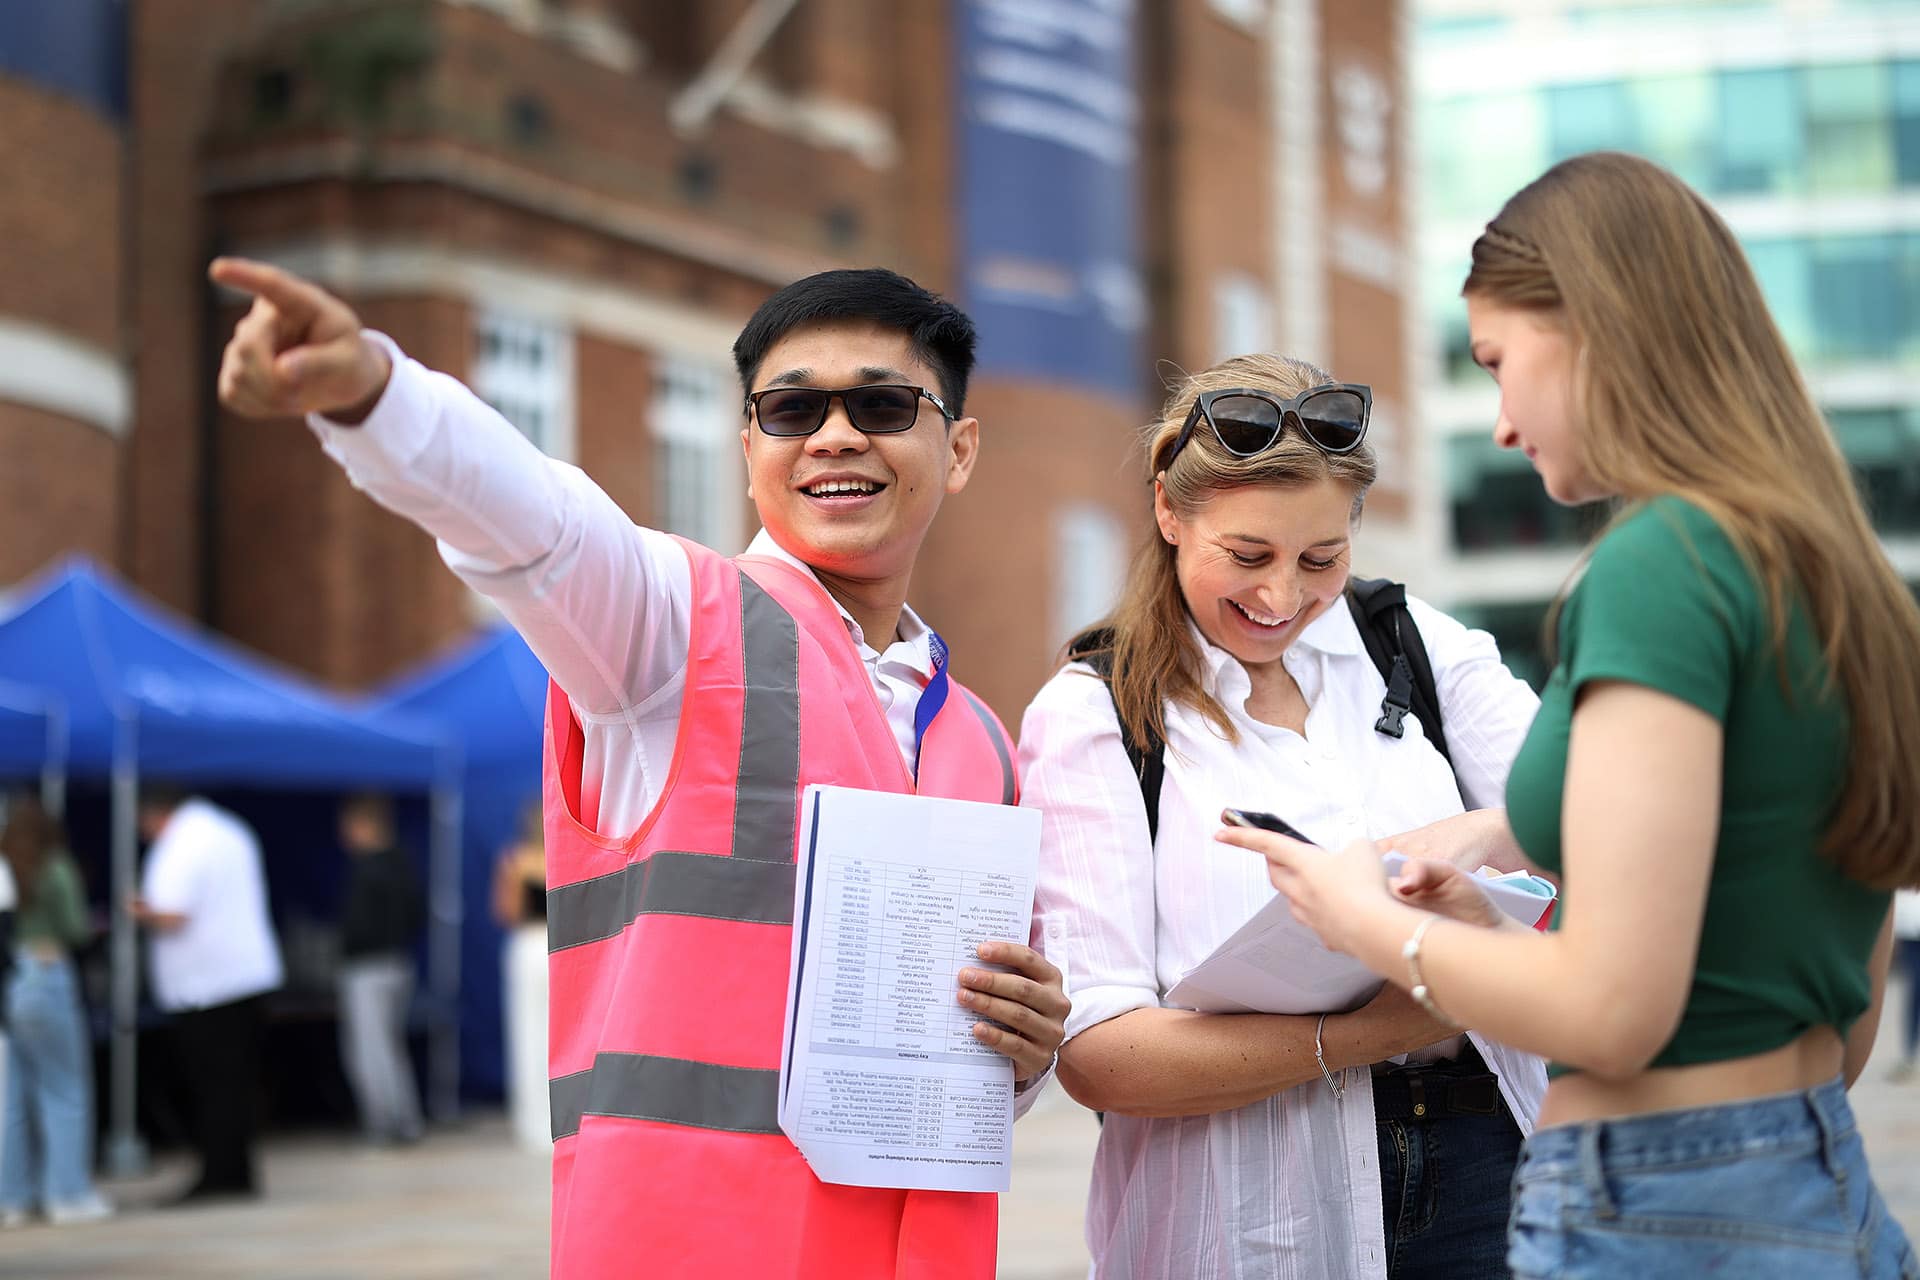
[1167,846,1557,1016]
[778,785,1041,1193]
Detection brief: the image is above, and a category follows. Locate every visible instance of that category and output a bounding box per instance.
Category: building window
[1450,600,1552,691]
[1447,435,1608,553]
[1806,63,1894,194]
[1546,80,1635,163]
[1212,273,1272,363]
[1896,62,1920,187]
[473,310,575,460]
[1054,504,1128,646]
[1716,68,1804,195]
[1832,406,1920,536]
[651,359,742,553]
[1811,235,1908,364]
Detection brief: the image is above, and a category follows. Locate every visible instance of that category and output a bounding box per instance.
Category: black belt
[1371,1056,1505,1122]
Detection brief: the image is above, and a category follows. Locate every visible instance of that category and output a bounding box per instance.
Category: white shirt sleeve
[141,817,202,916]
[308,332,692,719]
[1017,666,1164,1043]
[1406,596,1542,810]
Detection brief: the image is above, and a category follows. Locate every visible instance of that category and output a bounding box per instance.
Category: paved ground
[9,986,1920,1278]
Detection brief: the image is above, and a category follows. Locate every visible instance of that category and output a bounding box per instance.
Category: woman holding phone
[1229,152,1920,1277]
[1017,351,1547,1279]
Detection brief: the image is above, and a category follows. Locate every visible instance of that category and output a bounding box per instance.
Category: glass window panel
[1806,63,1893,193]
[1743,239,1813,358]
[1628,74,1716,189]
[1717,68,1803,194]
[1830,406,1920,534]
[1895,63,1920,186]
[1811,236,1903,362]
[1423,94,1546,223]
[1446,435,1609,552]
[1546,81,1635,162]
[1450,601,1552,691]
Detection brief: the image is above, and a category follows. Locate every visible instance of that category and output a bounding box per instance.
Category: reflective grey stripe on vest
[546,851,796,952]
[960,689,1016,805]
[550,1054,779,1141]
[733,574,800,863]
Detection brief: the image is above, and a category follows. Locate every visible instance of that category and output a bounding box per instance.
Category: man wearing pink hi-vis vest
[210,256,1070,1278]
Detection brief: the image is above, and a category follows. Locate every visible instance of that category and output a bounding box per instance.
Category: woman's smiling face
[1155,475,1357,672]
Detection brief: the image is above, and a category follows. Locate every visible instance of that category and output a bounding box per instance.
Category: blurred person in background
[131,786,284,1203]
[336,793,425,1145]
[1230,152,1920,1278]
[491,801,547,1151]
[0,792,112,1227]
[1889,889,1920,1082]
[1020,354,1545,1280]
[210,257,1066,1279]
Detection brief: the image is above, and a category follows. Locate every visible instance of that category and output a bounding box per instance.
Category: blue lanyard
[910,630,951,783]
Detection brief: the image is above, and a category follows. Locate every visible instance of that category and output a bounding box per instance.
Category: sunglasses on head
[1163,383,1372,469]
[746,383,954,437]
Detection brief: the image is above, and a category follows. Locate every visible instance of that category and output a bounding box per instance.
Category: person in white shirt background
[1890,889,1920,1081]
[1017,352,1547,1280]
[130,787,285,1203]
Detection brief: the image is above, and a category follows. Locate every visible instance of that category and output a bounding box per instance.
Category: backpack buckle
[1375,700,1408,739]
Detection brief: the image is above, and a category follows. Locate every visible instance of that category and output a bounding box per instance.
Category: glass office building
[1413,0,1920,684]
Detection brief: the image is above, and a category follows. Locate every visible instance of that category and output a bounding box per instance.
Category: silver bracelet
[1402,915,1460,1028]
[1314,1013,1345,1099]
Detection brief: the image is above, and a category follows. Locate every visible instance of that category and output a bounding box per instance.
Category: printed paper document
[778,784,1041,1193]
[1166,854,1558,1015]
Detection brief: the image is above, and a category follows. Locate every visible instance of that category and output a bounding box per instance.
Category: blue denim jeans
[1,953,101,1212]
[1377,1091,1524,1278]
[1509,1076,1918,1279]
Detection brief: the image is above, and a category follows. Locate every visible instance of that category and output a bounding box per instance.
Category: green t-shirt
[15,852,90,951]
[1506,497,1889,1071]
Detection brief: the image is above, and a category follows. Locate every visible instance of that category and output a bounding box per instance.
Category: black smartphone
[1221,808,1318,845]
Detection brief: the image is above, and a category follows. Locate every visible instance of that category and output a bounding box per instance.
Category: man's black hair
[732,267,978,417]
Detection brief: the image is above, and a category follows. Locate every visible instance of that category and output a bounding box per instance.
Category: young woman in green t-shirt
[1218,151,1920,1277]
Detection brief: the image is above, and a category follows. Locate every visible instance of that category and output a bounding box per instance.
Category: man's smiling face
[740,319,978,586]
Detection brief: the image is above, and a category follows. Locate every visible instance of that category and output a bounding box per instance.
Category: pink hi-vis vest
[542,540,1018,1279]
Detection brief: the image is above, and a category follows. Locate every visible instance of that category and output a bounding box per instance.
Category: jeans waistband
[1522,1075,1856,1178]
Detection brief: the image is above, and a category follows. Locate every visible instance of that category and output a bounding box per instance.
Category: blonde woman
[1019,354,1547,1279]
[492,803,549,1150]
[1232,152,1920,1277]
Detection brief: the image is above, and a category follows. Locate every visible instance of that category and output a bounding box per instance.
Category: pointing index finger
[208,257,324,317]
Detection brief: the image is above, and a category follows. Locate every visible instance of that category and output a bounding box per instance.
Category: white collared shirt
[1016,601,1548,1280]
[310,333,938,838]
[141,799,284,1011]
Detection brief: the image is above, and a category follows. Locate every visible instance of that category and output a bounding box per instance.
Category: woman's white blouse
[1017,595,1549,1280]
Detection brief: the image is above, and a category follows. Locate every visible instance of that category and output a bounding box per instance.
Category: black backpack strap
[1066,628,1165,845]
[1345,578,1453,771]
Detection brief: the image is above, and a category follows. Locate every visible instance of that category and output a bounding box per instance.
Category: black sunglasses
[745,383,954,437]
[1164,384,1372,468]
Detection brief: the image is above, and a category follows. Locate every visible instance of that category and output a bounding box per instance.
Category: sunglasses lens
[756,388,829,436]
[1208,395,1283,455]
[1297,390,1367,452]
[845,385,921,432]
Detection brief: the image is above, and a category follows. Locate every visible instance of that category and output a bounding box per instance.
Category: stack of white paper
[1166,853,1558,1016]
[777,784,1041,1193]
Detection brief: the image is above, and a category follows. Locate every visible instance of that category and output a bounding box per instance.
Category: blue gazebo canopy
[0,557,450,786]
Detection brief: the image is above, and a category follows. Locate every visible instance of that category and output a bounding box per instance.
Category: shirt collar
[743,529,935,675]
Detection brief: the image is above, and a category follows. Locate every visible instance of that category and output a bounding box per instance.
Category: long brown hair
[1,792,57,907]
[1080,353,1378,755]
[1465,150,1920,890]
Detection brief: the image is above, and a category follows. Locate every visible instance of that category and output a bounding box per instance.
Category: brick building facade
[2,0,1415,726]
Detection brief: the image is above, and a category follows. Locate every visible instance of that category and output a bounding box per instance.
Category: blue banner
[955,0,1143,399]
[0,0,128,120]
